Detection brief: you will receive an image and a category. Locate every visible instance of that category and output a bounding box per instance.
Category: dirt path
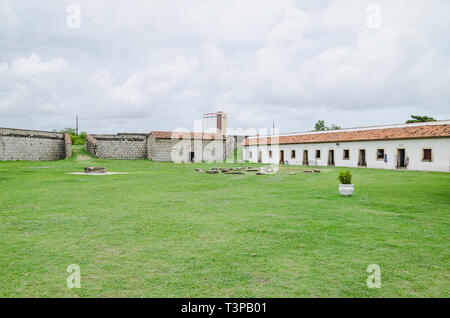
[71,145,94,161]
[76,155,92,160]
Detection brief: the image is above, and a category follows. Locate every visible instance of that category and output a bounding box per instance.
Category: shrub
[72,132,86,145]
[338,170,352,184]
[59,128,86,145]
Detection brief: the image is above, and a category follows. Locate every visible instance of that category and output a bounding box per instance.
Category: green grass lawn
[1,145,449,297]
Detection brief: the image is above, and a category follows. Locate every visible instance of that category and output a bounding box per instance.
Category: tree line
[314,115,437,131]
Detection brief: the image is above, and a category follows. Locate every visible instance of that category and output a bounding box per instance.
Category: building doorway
[358,149,367,167]
[328,150,335,166]
[258,151,262,163]
[189,151,195,162]
[280,150,284,164]
[397,149,406,168]
[303,150,308,165]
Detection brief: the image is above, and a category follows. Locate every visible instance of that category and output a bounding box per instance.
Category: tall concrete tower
[203,111,227,136]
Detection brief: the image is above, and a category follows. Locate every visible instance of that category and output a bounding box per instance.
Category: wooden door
[328,150,335,166]
[303,150,308,165]
[397,149,405,167]
[359,149,366,166]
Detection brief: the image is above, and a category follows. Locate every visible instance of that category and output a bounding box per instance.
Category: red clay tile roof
[151,131,225,140]
[243,124,450,146]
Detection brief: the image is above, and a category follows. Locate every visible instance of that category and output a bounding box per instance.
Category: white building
[203,111,227,136]
[243,121,450,172]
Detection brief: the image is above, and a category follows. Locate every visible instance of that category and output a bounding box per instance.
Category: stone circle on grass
[66,172,128,176]
[84,167,106,174]
[66,166,128,175]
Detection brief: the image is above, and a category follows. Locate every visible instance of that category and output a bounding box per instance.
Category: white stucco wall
[244,138,450,172]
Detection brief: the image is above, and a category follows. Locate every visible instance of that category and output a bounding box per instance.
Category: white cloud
[10,53,69,77]
[266,8,311,45]
[108,74,143,105]
[0,1,22,38]
[91,69,113,88]
[0,0,449,133]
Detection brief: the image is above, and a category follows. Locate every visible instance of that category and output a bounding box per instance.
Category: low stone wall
[85,134,98,157]
[0,127,66,161]
[87,134,148,159]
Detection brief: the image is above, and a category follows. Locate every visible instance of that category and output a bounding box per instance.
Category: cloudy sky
[1,0,449,134]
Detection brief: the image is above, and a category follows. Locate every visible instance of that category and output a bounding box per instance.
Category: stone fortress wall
[0,127,71,161]
[147,135,226,162]
[85,133,148,159]
[0,126,239,162]
[87,132,229,162]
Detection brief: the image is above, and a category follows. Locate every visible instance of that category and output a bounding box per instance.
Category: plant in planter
[338,170,354,196]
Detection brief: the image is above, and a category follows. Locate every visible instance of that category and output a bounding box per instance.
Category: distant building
[203,111,227,136]
[243,121,450,172]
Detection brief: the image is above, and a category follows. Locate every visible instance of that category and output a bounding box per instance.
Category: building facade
[243,121,450,172]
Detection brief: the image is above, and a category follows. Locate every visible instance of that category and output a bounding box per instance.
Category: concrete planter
[339,184,354,196]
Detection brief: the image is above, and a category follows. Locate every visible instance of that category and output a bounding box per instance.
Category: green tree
[314,120,326,131]
[329,124,341,130]
[315,120,341,131]
[406,115,437,124]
